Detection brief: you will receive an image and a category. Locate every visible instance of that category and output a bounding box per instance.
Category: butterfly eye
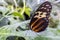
[30,1,52,32]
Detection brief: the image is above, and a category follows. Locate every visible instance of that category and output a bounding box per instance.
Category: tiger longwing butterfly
[30,1,52,32]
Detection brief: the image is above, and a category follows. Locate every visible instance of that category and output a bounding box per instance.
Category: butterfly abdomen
[30,1,52,32]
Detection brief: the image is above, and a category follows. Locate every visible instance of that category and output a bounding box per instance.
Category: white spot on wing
[35,11,42,14]
[46,5,49,6]
[41,7,44,9]
[49,6,51,8]
[44,8,46,9]
[47,9,49,11]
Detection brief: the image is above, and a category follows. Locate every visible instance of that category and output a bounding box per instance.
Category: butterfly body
[30,1,52,32]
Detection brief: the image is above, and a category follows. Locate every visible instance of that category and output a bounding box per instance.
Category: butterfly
[30,1,52,32]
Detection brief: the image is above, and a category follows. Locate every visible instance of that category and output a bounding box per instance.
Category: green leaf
[12,11,20,16]
[12,11,24,20]
[25,7,31,17]
[19,13,25,20]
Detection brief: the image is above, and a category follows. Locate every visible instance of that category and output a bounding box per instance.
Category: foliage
[0,0,60,40]
[49,17,59,28]
[34,36,51,40]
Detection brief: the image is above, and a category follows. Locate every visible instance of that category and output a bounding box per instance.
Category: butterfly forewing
[30,1,52,32]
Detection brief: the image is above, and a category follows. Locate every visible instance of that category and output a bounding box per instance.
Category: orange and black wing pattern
[30,1,52,32]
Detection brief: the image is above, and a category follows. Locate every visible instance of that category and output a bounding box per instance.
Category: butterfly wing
[30,1,52,32]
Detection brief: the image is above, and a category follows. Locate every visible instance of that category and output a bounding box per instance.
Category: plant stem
[13,0,18,8]
[21,0,25,15]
